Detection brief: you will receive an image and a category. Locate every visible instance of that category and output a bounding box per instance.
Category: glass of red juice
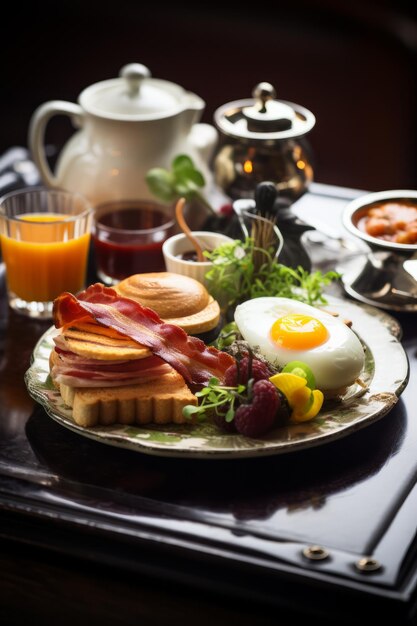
[93,200,176,285]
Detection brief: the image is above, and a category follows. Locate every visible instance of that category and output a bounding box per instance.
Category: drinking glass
[92,199,176,285]
[0,187,93,318]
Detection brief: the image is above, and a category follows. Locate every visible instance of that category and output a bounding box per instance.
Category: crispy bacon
[51,348,171,388]
[53,284,235,386]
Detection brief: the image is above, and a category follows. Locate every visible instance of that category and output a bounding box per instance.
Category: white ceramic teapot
[28,63,218,206]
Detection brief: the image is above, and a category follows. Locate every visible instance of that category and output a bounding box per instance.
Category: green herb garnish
[212,321,240,350]
[182,376,246,423]
[204,236,339,315]
[146,154,215,213]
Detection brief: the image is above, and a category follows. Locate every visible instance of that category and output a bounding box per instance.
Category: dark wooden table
[1,183,417,625]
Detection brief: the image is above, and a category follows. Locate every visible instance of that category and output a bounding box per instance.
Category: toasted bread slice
[54,367,197,428]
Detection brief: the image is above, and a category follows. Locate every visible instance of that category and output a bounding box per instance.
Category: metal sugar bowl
[212,82,316,202]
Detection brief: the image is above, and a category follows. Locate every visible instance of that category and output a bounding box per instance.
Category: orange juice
[0,213,91,301]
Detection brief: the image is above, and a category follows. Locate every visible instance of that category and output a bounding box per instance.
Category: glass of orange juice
[0,187,93,318]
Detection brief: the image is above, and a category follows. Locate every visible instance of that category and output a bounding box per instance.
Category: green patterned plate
[25,296,409,459]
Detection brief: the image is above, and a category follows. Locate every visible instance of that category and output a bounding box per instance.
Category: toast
[49,282,235,429]
[50,351,197,428]
[59,371,196,428]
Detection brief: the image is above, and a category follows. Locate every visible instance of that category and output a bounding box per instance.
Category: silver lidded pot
[212,82,316,202]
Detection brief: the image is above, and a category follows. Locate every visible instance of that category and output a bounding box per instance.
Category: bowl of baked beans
[343,190,417,252]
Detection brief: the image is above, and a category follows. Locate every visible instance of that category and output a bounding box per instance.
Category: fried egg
[234,297,365,392]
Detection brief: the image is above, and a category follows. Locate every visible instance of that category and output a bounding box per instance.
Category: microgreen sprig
[204,236,340,315]
[182,376,247,424]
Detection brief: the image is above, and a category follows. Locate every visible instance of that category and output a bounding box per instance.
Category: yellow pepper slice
[292,389,324,422]
[269,372,324,422]
[269,372,306,397]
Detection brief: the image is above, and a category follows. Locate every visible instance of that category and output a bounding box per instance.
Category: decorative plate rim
[25,296,409,459]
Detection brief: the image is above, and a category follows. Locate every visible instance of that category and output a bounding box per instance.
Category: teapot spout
[182,91,205,130]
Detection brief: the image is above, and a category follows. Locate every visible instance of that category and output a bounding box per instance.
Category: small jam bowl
[162,231,234,286]
[342,189,417,253]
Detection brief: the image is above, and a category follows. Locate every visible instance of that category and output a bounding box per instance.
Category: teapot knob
[252,82,277,112]
[245,82,295,131]
[119,63,151,97]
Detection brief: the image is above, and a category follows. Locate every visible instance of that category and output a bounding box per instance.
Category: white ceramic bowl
[162,231,234,286]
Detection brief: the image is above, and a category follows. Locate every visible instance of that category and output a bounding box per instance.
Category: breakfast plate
[25,296,409,459]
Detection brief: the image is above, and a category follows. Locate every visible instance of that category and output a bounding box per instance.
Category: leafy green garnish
[146,154,214,212]
[204,236,339,315]
[182,376,246,423]
[212,321,240,350]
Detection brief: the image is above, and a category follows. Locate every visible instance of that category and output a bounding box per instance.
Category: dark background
[2,0,417,193]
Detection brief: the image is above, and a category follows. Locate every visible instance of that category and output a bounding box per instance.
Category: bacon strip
[53,284,234,386]
[52,349,171,388]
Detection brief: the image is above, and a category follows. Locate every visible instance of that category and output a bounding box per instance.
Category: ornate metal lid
[214,82,315,142]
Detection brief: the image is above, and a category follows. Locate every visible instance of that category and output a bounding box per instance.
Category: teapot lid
[214,82,315,141]
[79,63,202,119]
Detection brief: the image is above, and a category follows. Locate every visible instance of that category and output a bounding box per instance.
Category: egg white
[234,297,365,391]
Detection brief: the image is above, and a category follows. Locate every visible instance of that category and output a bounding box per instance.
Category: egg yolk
[270,314,329,350]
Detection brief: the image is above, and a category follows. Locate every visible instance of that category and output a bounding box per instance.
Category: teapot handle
[28,101,83,188]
